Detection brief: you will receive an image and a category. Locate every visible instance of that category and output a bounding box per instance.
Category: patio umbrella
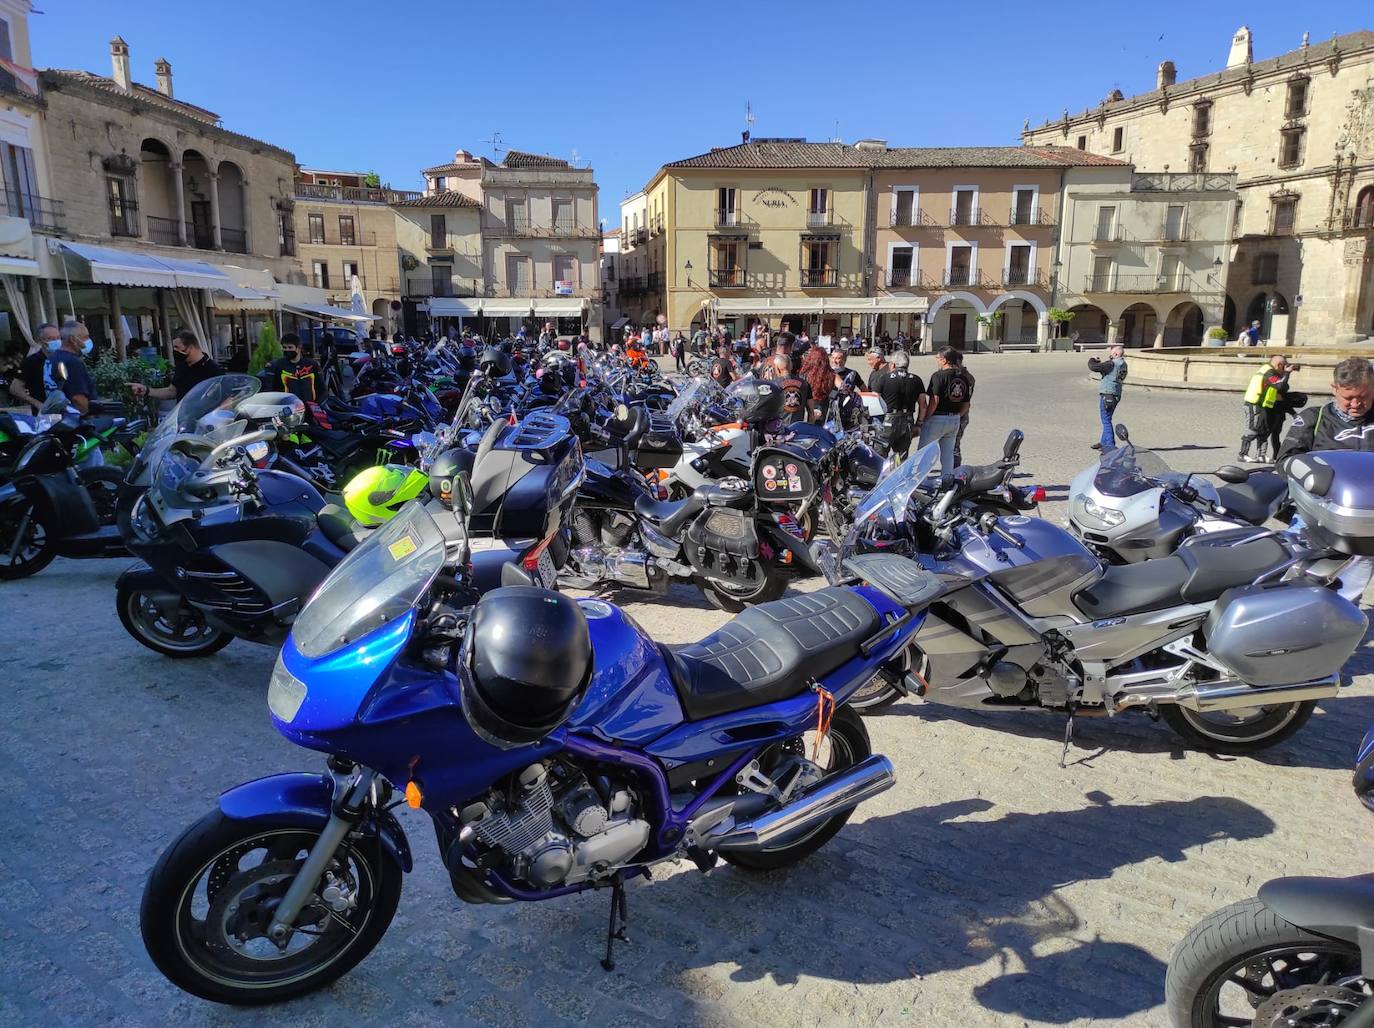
[350,274,366,344]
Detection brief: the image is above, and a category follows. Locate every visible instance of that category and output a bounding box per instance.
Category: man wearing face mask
[261,333,321,403]
[1277,357,1374,461]
[128,329,222,403]
[44,319,98,414]
[7,323,58,413]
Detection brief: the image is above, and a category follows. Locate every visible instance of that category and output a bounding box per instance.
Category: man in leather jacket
[1277,357,1374,460]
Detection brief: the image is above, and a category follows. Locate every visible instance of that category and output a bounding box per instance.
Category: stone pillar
[975,316,990,351]
[207,168,223,250]
[1037,312,1051,350]
[239,178,251,255]
[43,277,59,323]
[1153,321,1167,348]
[1106,318,1121,346]
[171,160,187,246]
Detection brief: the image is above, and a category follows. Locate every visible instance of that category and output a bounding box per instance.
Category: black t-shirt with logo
[877,369,924,414]
[776,376,812,424]
[928,367,974,416]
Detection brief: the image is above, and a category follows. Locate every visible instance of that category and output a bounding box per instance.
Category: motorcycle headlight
[1081,497,1125,527]
[267,654,308,723]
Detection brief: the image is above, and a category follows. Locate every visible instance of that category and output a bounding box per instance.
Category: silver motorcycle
[824,442,1368,753]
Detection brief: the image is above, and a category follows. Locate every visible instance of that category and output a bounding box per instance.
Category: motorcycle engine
[459,763,649,888]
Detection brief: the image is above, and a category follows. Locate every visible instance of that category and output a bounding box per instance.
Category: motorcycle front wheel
[141,810,401,1005]
[1165,897,1364,1028]
[1160,701,1314,754]
[0,499,54,580]
[118,587,233,658]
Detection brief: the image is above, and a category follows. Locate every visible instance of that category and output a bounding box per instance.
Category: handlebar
[979,512,1024,549]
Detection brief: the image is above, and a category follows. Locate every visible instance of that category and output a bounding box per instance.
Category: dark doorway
[190,200,213,249]
[949,313,967,347]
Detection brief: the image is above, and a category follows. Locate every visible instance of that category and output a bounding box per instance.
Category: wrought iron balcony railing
[800,268,838,287]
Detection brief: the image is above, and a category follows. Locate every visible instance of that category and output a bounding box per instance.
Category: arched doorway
[1223,295,1237,337]
[987,290,1047,345]
[181,148,215,249]
[1120,302,1160,348]
[139,137,178,245]
[1066,304,1109,344]
[1353,185,1374,229]
[216,160,247,253]
[927,291,988,351]
[1244,293,1267,330]
[1165,301,1205,346]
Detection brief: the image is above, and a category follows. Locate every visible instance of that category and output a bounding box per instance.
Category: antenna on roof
[483,130,506,157]
[831,119,841,143]
[742,101,755,144]
[570,148,581,167]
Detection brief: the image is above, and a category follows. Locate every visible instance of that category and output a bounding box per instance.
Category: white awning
[481,298,534,316]
[712,297,825,315]
[0,254,38,276]
[822,296,930,314]
[427,297,481,317]
[282,301,379,324]
[56,240,233,290]
[0,214,33,262]
[531,297,586,317]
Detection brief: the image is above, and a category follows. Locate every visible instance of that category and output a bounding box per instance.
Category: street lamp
[684,259,693,289]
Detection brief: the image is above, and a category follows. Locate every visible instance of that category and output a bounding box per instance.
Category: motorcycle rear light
[1031,485,1046,503]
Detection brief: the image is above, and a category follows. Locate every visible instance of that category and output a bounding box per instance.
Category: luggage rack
[843,553,944,657]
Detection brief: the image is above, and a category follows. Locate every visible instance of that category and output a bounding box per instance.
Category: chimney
[1226,26,1253,69]
[154,57,172,98]
[110,36,131,92]
[742,130,750,144]
[1156,60,1176,89]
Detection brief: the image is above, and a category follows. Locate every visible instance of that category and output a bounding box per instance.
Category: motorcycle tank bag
[753,445,817,504]
[1287,450,1374,556]
[460,587,593,746]
[1203,582,1367,686]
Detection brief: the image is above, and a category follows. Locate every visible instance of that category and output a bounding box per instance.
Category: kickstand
[600,871,629,972]
[1059,702,1078,769]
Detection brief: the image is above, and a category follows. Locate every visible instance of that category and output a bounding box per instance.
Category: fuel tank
[972,516,1103,618]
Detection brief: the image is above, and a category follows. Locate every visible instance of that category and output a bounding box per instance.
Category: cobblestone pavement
[1,354,1368,1026]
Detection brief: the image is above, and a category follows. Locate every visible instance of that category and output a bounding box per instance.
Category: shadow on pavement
[667,790,1272,1023]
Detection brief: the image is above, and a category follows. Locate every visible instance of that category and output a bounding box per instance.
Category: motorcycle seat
[634,491,706,537]
[315,502,371,552]
[1215,474,1288,526]
[953,463,1005,497]
[661,588,882,721]
[1074,532,1290,618]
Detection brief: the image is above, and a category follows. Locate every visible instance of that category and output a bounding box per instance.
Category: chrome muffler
[705,755,895,853]
[1174,676,1339,713]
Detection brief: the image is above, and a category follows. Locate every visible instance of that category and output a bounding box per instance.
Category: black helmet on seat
[460,587,593,747]
[428,446,475,509]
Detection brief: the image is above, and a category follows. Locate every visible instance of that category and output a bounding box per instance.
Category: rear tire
[118,586,233,658]
[1160,700,1315,754]
[722,706,872,871]
[77,465,127,526]
[1165,896,1363,1028]
[696,563,787,612]
[0,499,54,580]
[141,809,401,1005]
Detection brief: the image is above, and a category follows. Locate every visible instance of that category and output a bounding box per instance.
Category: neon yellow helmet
[342,464,427,527]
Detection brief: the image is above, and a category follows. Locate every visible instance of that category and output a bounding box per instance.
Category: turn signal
[405,781,423,809]
[1031,486,1047,503]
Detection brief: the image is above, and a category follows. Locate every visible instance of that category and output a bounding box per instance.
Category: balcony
[4,189,64,233]
[948,207,994,227]
[620,275,644,294]
[800,268,838,287]
[221,227,248,254]
[146,215,182,247]
[886,269,915,288]
[109,196,140,238]
[942,268,982,287]
[710,268,745,288]
[1002,269,1048,289]
[890,209,937,228]
[294,182,423,204]
[645,271,664,292]
[1082,273,1193,294]
[806,210,832,228]
[1008,207,1054,227]
[716,209,739,228]
[633,227,648,245]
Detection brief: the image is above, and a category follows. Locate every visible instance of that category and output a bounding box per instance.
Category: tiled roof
[422,161,470,175]
[502,149,571,169]
[662,141,1129,170]
[1029,30,1374,131]
[43,69,220,122]
[603,227,621,236]
[40,68,293,159]
[389,190,480,208]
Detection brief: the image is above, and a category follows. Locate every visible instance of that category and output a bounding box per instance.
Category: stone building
[390,190,483,337]
[37,36,305,356]
[416,148,602,339]
[600,228,622,336]
[1023,27,1374,345]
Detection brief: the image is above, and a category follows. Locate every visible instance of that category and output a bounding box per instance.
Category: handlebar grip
[992,523,1025,549]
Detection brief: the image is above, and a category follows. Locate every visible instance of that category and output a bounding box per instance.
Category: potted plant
[1046,308,1074,350]
[248,322,282,375]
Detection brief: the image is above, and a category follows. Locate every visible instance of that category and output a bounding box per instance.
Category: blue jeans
[919,413,962,483]
[1099,394,1120,449]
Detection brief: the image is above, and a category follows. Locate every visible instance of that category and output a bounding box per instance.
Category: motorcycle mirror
[1002,429,1024,462]
[500,562,537,588]
[1114,423,1130,443]
[450,471,474,518]
[1214,464,1251,484]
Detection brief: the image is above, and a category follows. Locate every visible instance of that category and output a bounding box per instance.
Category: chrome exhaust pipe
[706,755,895,853]
[1174,676,1339,713]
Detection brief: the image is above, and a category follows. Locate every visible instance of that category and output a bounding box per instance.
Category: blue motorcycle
[138,489,939,1004]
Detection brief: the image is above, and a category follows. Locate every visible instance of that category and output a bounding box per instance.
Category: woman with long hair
[800,345,833,422]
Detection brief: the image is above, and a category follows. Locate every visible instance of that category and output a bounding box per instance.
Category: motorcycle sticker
[764,480,776,491]
[787,475,802,492]
[762,465,776,480]
[388,535,418,561]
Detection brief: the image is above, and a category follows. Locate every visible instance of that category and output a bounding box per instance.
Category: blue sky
[31,1,1364,221]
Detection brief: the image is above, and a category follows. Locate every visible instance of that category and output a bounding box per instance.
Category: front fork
[266,765,381,945]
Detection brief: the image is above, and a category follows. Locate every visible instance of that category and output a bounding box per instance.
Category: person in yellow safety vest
[1238,354,1294,463]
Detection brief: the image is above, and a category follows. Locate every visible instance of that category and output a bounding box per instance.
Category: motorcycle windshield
[291,502,447,660]
[664,379,725,423]
[143,374,261,452]
[829,444,940,569]
[1093,440,1174,499]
